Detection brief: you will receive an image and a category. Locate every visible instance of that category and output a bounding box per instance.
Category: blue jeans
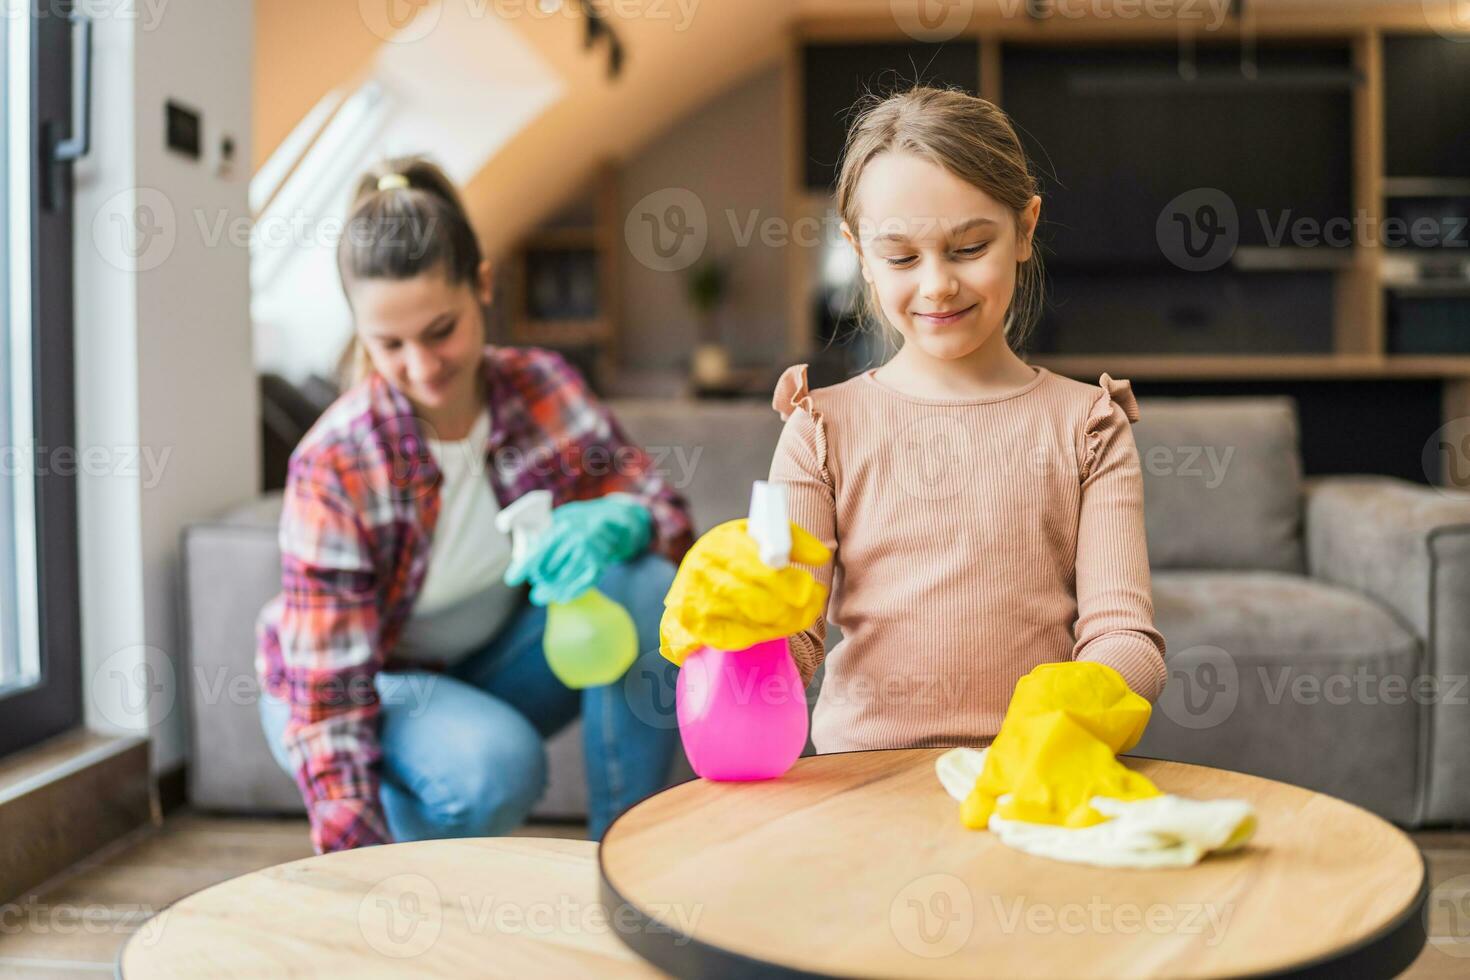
[259,552,680,842]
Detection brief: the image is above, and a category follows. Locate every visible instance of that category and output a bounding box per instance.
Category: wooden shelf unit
[506,161,620,389]
[792,4,1470,43]
[1033,354,1470,381]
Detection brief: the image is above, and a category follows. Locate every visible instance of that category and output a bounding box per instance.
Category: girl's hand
[659,518,831,665]
[959,662,1158,831]
[505,494,652,606]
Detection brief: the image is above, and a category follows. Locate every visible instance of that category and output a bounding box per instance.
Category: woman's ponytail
[335,155,485,388]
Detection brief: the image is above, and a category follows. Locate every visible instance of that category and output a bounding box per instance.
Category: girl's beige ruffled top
[766,361,1165,753]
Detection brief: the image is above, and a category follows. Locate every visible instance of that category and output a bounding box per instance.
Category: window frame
[0,2,83,757]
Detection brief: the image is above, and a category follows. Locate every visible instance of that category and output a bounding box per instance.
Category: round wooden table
[598,748,1428,979]
[117,837,668,978]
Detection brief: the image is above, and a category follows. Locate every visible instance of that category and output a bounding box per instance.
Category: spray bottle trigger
[747,481,790,571]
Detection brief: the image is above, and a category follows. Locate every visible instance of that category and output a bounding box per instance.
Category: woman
[256,156,692,854]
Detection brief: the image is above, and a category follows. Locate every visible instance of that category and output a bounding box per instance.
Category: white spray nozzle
[496,489,554,567]
[747,481,791,570]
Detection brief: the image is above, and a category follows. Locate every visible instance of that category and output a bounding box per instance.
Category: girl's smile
[912,303,978,328]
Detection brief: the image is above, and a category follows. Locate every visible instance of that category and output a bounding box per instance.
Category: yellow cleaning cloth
[938,746,1257,869]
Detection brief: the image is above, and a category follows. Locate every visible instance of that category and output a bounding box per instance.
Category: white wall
[618,60,790,372]
[73,0,258,773]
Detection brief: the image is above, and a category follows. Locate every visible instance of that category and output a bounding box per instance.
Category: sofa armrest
[181,492,301,813]
[1303,474,1470,823]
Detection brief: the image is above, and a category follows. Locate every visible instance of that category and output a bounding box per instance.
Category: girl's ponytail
[335,155,486,388]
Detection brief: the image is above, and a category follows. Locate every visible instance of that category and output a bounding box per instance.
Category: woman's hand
[505,494,652,606]
[659,518,831,665]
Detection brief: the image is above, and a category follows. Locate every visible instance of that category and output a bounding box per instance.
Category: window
[1,0,38,700]
[251,7,565,384]
[1,4,83,756]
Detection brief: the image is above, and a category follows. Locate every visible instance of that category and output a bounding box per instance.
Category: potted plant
[687,259,730,388]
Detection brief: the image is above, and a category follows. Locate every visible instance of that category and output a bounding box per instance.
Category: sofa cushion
[1136,570,1422,823]
[1133,396,1304,574]
[1151,569,1418,661]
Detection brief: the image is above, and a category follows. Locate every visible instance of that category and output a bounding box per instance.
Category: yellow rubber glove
[961,662,1162,830]
[659,518,831,667]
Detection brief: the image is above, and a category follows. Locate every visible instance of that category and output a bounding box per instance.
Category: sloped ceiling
[457,0,797,257]
[256,0,799,258]
[255,0,1449,257]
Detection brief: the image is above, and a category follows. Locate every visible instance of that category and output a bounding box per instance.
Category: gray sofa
[182,395,1470,827]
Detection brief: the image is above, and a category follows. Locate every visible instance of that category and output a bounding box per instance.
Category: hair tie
[376,173,409,192]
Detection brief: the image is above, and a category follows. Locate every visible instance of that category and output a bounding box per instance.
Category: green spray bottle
[496,490,639,688]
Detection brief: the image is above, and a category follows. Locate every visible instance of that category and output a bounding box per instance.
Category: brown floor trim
[0,731,152,904]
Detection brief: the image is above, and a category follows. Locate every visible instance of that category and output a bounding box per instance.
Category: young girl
[661,87,1166,751]
[256,157,693,854]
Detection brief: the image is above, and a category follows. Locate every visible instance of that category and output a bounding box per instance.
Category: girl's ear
[1017,195,1042,264]
[840,220,874,284]
[476,258,494,305]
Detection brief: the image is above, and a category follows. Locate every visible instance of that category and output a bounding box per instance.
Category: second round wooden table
[118,837,665,978]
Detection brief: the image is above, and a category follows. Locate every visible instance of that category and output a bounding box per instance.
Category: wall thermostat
[165,100,201,159]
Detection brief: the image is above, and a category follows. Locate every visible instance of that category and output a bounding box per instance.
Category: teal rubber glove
[504,494,654,606]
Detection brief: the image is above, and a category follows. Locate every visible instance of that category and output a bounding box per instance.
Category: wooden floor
[0,814,1466,977]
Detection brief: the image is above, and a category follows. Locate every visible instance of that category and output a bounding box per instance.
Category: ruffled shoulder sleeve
[773,363,819,422]
[772,363,832,487]
[1097,373,1139,423]
[1081,373,1140,482]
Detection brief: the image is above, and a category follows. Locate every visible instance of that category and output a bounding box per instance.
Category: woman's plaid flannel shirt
[256,346,694,853]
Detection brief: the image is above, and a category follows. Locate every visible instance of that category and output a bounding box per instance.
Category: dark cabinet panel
[1002,43,1355,269]
[1384,35,1470,178]
[802,41,980,191]
[1387,292,1470,354]
[1030,269,1337,355]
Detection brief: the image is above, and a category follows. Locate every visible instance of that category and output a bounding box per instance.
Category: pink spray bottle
[675,481,811,781]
